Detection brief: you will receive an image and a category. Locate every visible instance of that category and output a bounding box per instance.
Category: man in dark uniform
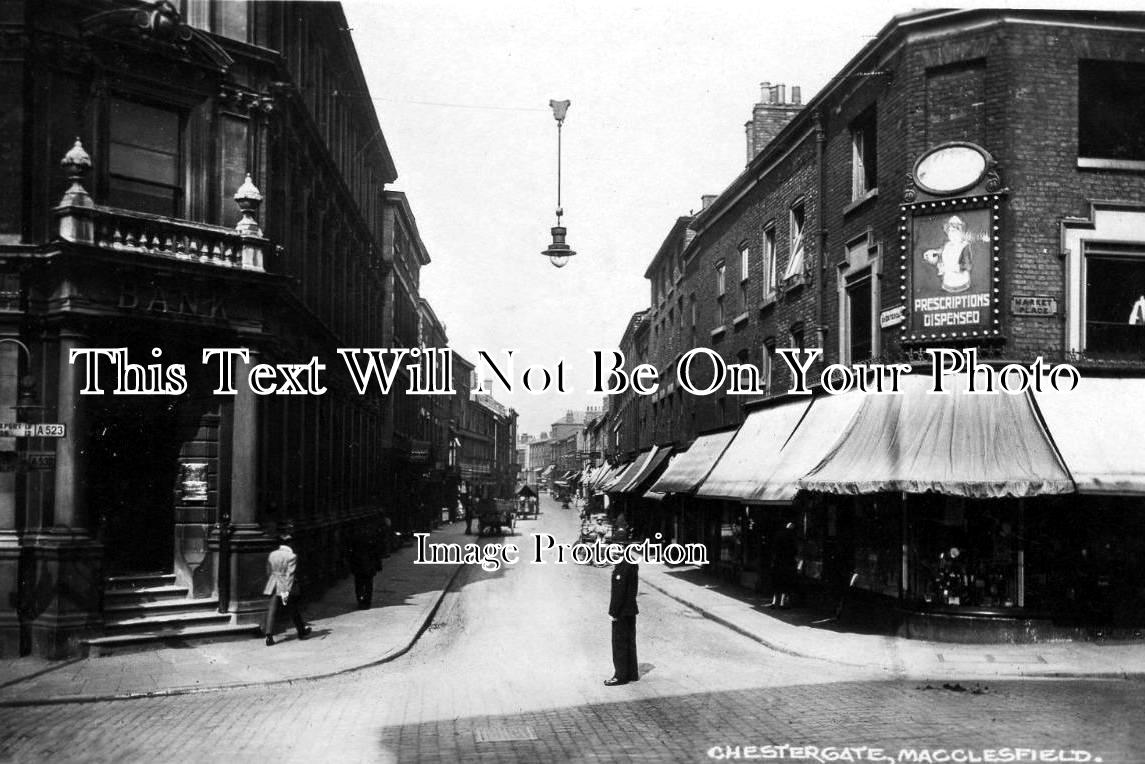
[344,521,381,610]
[605,530,640,686]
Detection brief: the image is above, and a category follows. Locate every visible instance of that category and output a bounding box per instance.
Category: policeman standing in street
[605,529,640,686]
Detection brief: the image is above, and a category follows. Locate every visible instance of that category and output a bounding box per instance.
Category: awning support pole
[1017,499,1026,608]
[900,492,909,602]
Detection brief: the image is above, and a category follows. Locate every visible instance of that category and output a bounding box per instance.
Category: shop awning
[1033,376,1145,495]
[590,463,620,490]
[643,454,677,500]
[798,373,1074,498]
[620,446,673,495]
[696,398,811,502]
[596,462,628,491]
[583,465,604,487]
[540,464,555,478]
[755,391,866,503]
[604,452,651,492]
[591,465,609,486]
[646,430,737,496]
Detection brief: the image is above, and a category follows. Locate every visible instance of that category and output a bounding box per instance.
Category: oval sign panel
[913,143,989,196]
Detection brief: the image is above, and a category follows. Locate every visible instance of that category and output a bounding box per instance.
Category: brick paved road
[2,498,1142,763]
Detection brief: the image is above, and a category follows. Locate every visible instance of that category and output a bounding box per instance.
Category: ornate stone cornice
[217,84,275,116]
[79,0,233,74]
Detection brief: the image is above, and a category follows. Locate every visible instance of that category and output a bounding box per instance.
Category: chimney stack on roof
[745,80,804,164]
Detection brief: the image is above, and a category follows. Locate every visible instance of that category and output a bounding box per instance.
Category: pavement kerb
[0,561,467,708]
[641,573,1145,681]
[640,574,891,673]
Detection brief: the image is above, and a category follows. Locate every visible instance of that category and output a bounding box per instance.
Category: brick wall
[629,11,1145,453]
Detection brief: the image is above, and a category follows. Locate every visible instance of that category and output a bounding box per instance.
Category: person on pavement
[605,529,640,686]
[768,521,799,609]
[345,521,382,610]
[263,528,312,646]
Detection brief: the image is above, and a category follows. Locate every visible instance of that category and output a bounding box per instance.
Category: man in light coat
[263,530,312,646]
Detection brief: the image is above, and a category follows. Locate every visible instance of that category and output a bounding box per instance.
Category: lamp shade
[542,225,576,268]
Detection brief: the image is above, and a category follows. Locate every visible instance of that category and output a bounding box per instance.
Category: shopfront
[797,371,1145,641]
[695,392,864,592]
[645,429,737,554]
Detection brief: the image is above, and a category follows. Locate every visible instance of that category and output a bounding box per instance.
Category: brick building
[453,354,517,508]
[621,8,1145,640]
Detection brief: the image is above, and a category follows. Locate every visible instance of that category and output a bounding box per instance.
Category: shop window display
[909,497,1020,610]
[1025,496,1145,625]
[852,496,901,597]
[741,507,764,578]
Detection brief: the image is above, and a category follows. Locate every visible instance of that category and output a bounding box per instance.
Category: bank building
[0,0,495,657]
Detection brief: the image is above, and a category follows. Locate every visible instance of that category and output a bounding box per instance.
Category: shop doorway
[87,396,184,574]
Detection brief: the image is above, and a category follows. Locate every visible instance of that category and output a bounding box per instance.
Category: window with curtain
[1084,243,1145,355]
[782,204,806,282]
[850,107,878,200]
[762,226,777,300]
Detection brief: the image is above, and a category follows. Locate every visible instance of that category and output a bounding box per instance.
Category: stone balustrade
[53,140,269,273]
[55,204,269,272]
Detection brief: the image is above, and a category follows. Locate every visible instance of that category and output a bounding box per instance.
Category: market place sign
[1011,295,1058,317]
[901,142,1005,344]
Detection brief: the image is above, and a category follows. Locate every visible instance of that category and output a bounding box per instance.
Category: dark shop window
[1079,59,1145,162]
[1084,244,1145,356]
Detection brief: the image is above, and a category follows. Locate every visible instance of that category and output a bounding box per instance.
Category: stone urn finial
[233,172,263,237]
[60,138,93,208]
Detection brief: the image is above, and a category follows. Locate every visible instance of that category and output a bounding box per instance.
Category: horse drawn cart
[477,498,517,536]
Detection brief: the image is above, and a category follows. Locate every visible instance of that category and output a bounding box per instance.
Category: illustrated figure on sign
[922,214,974,294]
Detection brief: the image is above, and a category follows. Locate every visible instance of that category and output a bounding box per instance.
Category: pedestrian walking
[263,527,312,646]
[605,530,640,686]
[463,498,474,535]
[768,521,798,609]
[345,521,382,609]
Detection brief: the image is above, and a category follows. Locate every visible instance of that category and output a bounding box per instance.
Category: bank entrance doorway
[87,395,183,574]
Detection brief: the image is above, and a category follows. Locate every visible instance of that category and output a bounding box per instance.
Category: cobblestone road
[2,500,1142,763]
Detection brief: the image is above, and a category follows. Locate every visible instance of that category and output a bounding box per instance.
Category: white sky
[342,0,1134,436]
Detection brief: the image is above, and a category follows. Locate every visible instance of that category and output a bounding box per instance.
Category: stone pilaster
[23,529,102,658]
[0,335,20,655]
[224,348,273,620]
[24,331,102,657]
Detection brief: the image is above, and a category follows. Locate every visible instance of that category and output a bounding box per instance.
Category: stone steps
[87,572,257,656]
[81,624,261,658]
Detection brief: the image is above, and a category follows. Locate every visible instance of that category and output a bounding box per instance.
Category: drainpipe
[216,511,232,613]
[815,109,829,361]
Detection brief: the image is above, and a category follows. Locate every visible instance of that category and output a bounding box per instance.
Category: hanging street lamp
[542,99,576,268]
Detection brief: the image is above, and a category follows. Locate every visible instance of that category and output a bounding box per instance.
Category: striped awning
[696,399,810,502]
[799,373,1074,498]
[603,453,649,492]
[645,430,737,496]
[618,446,672,494]
[1032,376,1145,495]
